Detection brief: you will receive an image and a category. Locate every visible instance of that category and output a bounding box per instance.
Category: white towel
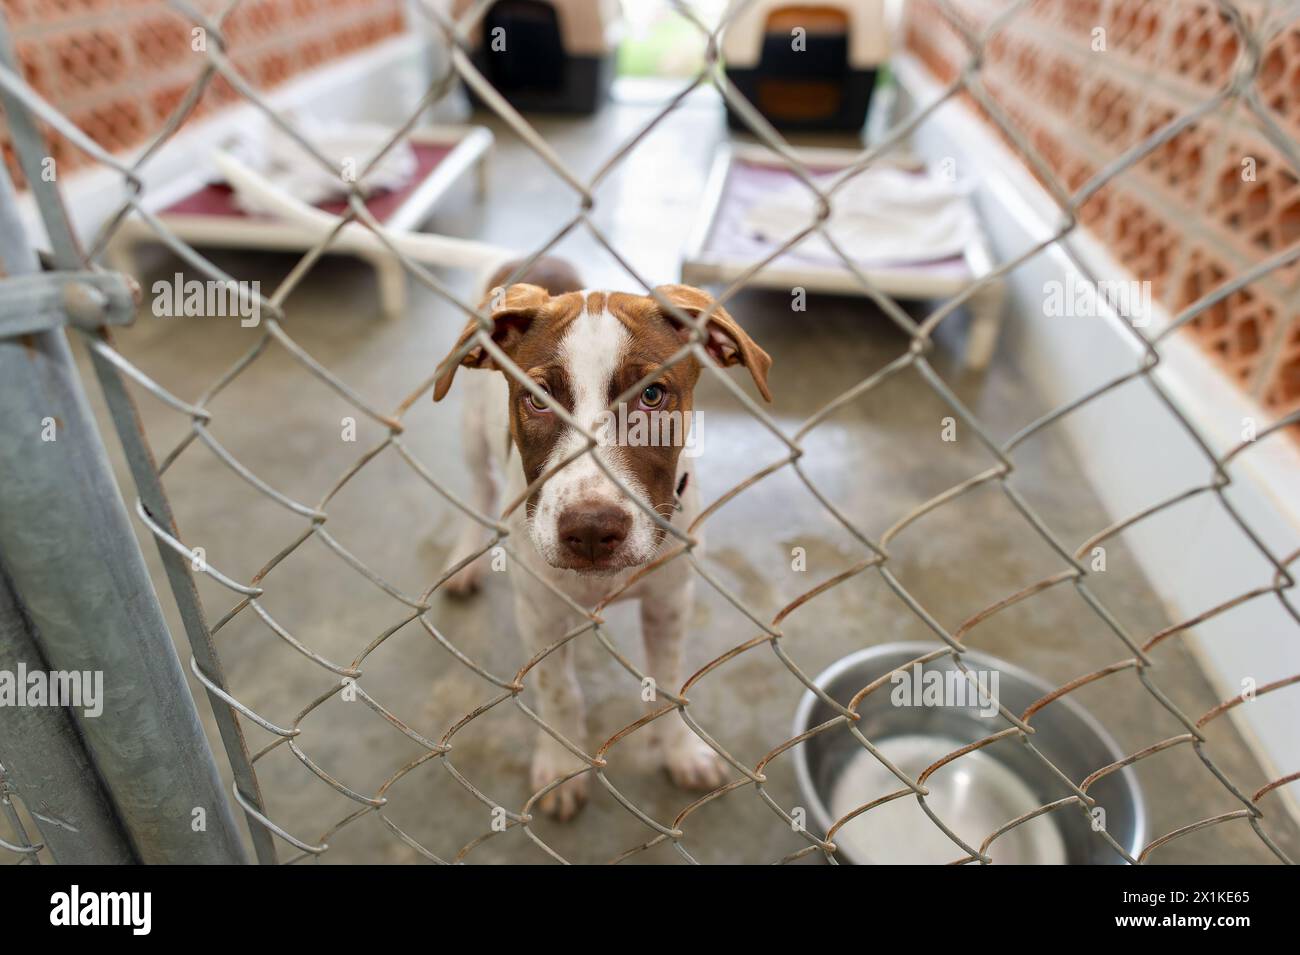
[224,118,418,214]
[742,166,979,266]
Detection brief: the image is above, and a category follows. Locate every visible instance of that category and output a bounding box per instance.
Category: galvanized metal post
[0,12,276,863]
[0,566,137,864]
[0,162,248,863]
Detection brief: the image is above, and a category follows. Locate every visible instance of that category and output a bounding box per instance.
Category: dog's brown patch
[603,292,704,528]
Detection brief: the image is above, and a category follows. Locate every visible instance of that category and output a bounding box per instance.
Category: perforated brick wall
[0,0,408,187]
[905,0,1300,430]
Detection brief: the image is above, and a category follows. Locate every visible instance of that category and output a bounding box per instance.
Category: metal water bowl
[793,643,1145,864]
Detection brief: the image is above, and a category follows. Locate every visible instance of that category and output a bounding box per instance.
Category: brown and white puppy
[433,257,772,819]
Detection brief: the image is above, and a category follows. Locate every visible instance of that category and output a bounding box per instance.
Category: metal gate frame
[0,22,269,865]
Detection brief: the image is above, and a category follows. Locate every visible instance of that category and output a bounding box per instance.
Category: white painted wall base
[895,54,1300,827]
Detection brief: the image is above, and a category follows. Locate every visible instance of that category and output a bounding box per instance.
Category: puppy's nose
[558,506,630,563]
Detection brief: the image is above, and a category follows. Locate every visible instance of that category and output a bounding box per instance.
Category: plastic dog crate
[455,0,622,114]
[723,0,890,132]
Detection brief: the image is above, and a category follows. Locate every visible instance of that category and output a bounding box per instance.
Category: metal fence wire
[1,0,1298,865]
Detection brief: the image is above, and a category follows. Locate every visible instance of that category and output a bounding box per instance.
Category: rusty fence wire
[0,0,1298,864]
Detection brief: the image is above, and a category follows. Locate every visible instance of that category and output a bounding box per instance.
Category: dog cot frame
[680,142,1006,370]
[106,125,494,321]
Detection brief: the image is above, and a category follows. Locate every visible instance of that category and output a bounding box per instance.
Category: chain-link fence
[0,0,1297,864]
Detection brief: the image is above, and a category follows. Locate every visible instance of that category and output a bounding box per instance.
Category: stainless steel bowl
[793,642,1146,864]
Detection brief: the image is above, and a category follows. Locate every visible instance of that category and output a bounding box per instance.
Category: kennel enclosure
[0,0,1298,865]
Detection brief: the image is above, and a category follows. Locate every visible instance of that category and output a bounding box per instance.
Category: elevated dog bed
[680,144,1006,370]
[108,126,494,321]
[454,0,622,114]
[722,0,889,132]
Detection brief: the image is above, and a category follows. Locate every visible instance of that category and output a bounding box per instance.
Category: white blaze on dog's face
[435,280,772,574]
[527,300,649,570]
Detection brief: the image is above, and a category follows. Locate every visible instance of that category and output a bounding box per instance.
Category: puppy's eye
[639,384,666,409]
[524,383,552,413]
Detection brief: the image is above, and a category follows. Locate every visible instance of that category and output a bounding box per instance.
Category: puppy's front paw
[530,736,590,821]
[662,726,728,792]
[442,560,483,598]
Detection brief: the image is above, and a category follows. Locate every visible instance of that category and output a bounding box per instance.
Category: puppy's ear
[433,283,550,401]
[654,284,773,402]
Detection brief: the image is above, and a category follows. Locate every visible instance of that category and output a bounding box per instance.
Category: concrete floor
[75,89,1300,864]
